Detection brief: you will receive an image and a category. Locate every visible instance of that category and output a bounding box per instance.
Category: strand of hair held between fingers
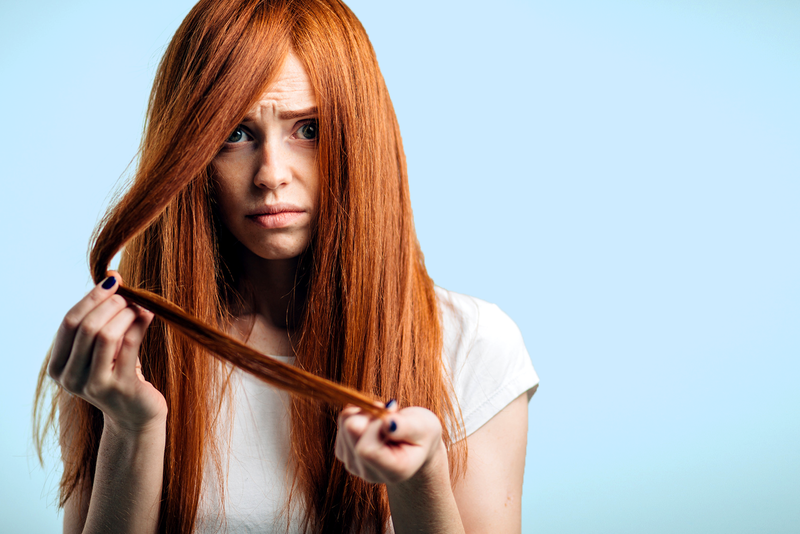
[115,284,386,417]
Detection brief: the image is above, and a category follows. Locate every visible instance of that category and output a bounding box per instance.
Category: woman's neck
[238,251,307,330]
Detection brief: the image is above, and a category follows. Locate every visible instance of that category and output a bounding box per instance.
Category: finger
[89,305,139,387]
[381,407,441,446]
[334,425,345,461]
[115,306,154,380]
[49,274,121,378]
[335,427,359,473]
[353,416,411,483]
[337,406,373,473]
[60,294,128,392]
[337,405,363,443]
[342,411,372,447]
[383,398,399,417]
[355,416,390,463]
[337,404,361,423]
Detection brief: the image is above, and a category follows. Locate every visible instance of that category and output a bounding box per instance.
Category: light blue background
[1,1,798,532]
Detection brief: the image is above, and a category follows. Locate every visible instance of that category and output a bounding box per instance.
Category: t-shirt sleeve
[439,289,539,437]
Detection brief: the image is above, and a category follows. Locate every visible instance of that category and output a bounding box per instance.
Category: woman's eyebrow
[277,106,318,120]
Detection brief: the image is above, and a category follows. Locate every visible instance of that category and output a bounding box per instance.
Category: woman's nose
[253,142,292,190]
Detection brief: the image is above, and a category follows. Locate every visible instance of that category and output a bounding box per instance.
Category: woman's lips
[247,210,305,229]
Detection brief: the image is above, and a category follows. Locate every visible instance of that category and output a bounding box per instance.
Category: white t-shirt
[196,287,539,533]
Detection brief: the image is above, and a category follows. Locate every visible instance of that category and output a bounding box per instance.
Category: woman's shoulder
[434,286,539,436]
[434,286,526,354]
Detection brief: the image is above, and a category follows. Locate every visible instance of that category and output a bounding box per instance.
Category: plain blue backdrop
[1,1,798,532]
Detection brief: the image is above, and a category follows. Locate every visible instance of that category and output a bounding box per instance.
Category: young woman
[35,0,538,532]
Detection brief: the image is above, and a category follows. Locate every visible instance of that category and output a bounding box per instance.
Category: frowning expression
[212,52,319,261]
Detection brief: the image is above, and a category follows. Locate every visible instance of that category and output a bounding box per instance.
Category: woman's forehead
[246,52,316,117]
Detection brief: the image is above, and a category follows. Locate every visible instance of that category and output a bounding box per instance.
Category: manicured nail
[389,420,397,433]
[385,399,397,409]
[101,276,116,290]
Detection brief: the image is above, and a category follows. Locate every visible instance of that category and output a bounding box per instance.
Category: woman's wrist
[388,438,450,495]
[386,439,466,534]
[103,411,168,441]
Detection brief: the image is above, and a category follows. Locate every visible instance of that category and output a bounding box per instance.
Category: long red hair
[34,1,465,532]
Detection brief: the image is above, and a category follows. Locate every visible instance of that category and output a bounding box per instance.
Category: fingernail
[385,399,396,409]
[101,276,116,290]
[389,420,397,433]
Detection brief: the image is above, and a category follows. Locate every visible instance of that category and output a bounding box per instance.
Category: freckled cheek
[215,156,256,194]
[216,156,257,185]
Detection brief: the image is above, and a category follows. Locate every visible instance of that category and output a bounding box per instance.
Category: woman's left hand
[335,401,446,486]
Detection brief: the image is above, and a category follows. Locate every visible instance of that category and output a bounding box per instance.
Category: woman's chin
[243,240,311,262]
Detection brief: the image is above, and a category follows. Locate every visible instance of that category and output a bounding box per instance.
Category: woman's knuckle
[61,375,81,392]
[96,328,117,345]
[344,419,363,437]
[77,320,98,338]
[62,313,81,331]
[83,382,99,398]
[120,335,139,350]
[47,358,59,378]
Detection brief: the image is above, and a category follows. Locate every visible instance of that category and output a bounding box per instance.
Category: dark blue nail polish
[389,420,397,433]
[385,399,396,409]
[101,276,116,290]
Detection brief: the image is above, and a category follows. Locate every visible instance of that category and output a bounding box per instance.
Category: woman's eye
[296,121,318,141]
[226,127,251,143]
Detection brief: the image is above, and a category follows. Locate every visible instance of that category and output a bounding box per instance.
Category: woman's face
[212,52,320,261]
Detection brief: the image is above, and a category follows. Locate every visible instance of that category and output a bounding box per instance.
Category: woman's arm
[450,393,529,533]
[62,414,167,534]
[335,392,530,533]
[51,274,166,534]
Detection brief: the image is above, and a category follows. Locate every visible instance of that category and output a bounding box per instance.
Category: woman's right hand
[48,272,166,434]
